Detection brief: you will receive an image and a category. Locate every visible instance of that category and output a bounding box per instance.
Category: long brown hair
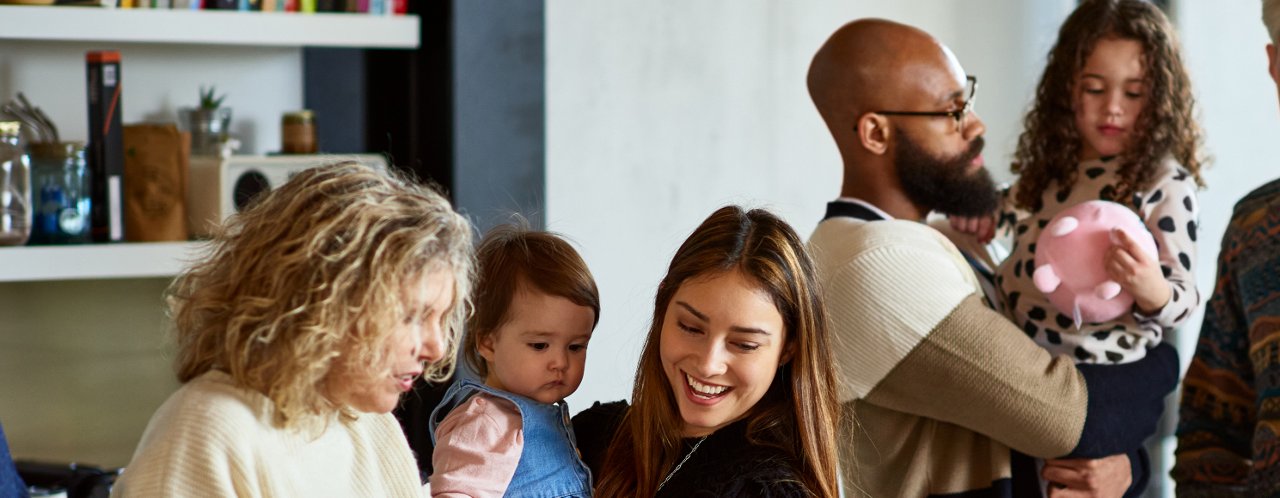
[594,206,840,498]
[1013,0,1204,212]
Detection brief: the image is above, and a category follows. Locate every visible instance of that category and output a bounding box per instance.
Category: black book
[85,51,125,243]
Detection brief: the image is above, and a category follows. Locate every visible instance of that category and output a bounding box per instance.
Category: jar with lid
[0,121,30,246]
[281,110,317,154]
[29,142,90,245]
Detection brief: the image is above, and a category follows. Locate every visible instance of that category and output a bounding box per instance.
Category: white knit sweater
[112,370,425,498]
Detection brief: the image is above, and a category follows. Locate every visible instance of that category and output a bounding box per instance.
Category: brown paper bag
[122,124,189,242]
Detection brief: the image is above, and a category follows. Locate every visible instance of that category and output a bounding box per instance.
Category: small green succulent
[199,85,227,110]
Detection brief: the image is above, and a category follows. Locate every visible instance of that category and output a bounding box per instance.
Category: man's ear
[856,112,891,156]
[1268,43,1279,85]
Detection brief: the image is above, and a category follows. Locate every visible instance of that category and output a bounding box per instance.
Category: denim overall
[430,378,592,498]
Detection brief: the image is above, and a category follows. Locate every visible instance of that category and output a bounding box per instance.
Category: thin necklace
[656,435,708,492]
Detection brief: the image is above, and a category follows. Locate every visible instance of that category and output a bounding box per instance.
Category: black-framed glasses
[867,75,977,133]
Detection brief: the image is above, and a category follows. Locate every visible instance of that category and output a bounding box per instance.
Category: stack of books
[116,0,407,14]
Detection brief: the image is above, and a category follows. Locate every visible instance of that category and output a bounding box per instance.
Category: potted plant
[181,85,232,156]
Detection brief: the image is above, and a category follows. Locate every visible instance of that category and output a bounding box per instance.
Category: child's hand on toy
[948,213,996,245]
[1104,227,1171,315]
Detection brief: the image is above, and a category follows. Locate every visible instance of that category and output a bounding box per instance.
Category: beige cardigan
[112,370,425,498]
[810,217,1091,497]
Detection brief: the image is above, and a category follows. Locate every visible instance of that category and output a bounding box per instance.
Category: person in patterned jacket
[1171,0,1280,493]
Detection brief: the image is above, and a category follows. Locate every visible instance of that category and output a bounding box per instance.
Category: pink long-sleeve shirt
[430,393,524,498]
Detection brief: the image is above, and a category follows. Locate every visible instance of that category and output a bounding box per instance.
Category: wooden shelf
[0,5,419,48]
[0,241,206,282]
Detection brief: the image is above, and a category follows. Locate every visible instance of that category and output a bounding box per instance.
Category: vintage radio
[187,154,387,237]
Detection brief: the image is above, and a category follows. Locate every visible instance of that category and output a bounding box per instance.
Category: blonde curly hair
[168,161,473,429]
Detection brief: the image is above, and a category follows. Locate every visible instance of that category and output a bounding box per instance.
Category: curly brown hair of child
[1012,0,1206,212]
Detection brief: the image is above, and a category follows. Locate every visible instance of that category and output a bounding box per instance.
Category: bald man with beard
[805,19,1179,497]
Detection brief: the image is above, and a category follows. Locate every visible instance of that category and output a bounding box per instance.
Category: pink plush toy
[1032,200,1159,328]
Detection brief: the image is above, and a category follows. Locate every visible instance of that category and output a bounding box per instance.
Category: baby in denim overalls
[430,225,599,497]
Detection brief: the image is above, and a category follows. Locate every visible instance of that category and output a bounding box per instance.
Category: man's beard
[893,127,999,217]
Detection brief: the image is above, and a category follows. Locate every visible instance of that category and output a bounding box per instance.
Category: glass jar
[281,110,317,154]
[29,142,90,245]
[181,107,233,157]
[0,121,30,246]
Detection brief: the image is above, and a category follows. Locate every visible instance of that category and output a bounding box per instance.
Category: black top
[572,401,810,498]
[822,200,885,222]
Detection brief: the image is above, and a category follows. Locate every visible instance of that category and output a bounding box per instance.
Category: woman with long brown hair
[573,205,840,497]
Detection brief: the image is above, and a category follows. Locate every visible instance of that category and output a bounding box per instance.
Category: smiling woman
[573,205,841,498]
[660,270,788,439]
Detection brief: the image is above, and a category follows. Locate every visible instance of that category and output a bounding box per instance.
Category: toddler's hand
[1104,228,1170,315]
[948,214,996,245]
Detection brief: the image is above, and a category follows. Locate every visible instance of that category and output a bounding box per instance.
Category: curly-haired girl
[113,162,473,497]
[952,0,1204,492]
[958,0,1205,366]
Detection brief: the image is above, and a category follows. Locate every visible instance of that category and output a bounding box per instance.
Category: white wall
[1173,1,1280,359]
[546,0,1074,410]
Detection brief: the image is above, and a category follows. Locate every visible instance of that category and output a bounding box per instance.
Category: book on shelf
[26,0,404,10]
[98,0,401,13]
[85,51,126,243]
